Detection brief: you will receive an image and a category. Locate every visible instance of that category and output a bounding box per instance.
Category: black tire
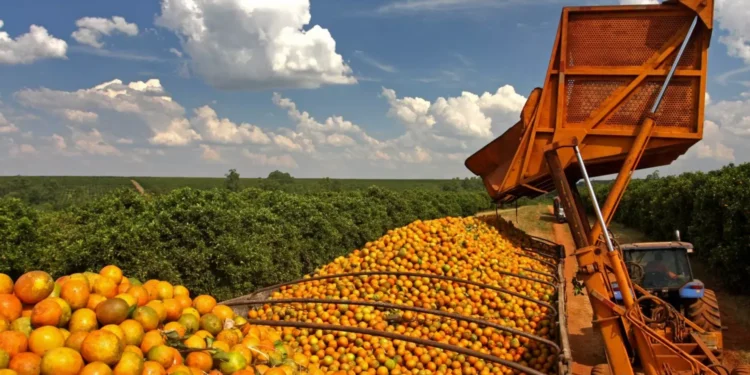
[731,365,750,375]
[591,364,611,375]
[686,288,722,332]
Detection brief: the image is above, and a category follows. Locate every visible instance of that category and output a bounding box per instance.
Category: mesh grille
[606,78,697,128]
[567,13,697,67]
[565,79,628,123]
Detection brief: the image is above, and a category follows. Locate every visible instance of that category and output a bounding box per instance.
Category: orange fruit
[47,297,71,327]
[143,281,159,301]
[0,349,9,369]
[199,314,222,336]
[99,266,123,285]
[117,279,131,295]
[14,271,54,305]
[132,307,159,331]
[180,308,199,319]
[234,370,256,375]
[60,280,90,310]
[125,286,149,307]
[101,324,125,342]
[162,322,185,338]
[80,361,113,375]
[170,348,182,367]
[173,296,192,311]
[123,345,143,359]
[192,295,216,315]
[40,347,83,375]
[162,300,181,322]
[11,317,32,337]
[182,335,205,350]
[93,278,117,299]
[146,345,173,368]
[156,282,173,300]
[231,344,252,364]
[69,308,98,332]
[9,352,41,375]
[216,330,240,346]
[145,301,166,323]
[87,294,107,311]
[177,314,199,334]
[193,330,213,340]
[142,361,166,375]
[165,365,191,375]
[112,351,143,375]
[114,294,137,309]
[139,331,164,353]
[211,340,229,353]
[0,295,22,322]
[173,286,189,298]
[58,328,70,341]
[211,305,234,321]
[0,319,8,333]
[0,274,13,294]
[68,274,89,289]
[81,330,123,365]
[185,352,212,372]
[95,298,130,325]
[119,320,144,346]
[83,273,101,291]
[29,326,65,355]
[64,331,88,352]
[30,299,62,328]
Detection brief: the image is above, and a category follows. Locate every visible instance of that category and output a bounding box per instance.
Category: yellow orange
[30,299,62,328]
[211,305,234,321]
[145,301,166,323]
[142,361,167,375]
[79,361,113,375]
[123,345,143,359]
[192,295,216,315]
[125,286,149,307]
[81,330,123,365]
[119,320,144,347]
[86,294,107,311]
[64,331,88,352]
[99,266,123,285]
[101,324,125,342]
[60,280,90,310]
[156,282,173,300]
[0,274,13,295]
[93,278,117,299]
[185,351,212,372]
[14,271,54,305]
[69,308,98,332]
[139,331,164,354]
[28,326,65,356]
[40,347,83,375]
[9,352,41,375]
[132,307,159,331]
[0,295,22,322]
[172,286,189,298]
[112,351,143,375]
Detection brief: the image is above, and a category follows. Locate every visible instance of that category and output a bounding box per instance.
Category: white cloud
[50,134,67,151]
[398,146,432,163]
[0,112,19,133]
[71,16,139,49]
[0,20,67,64]
[63,109,98,123]
[190,106,271,145]
[73,129,121,155]
[377,0,511,14]
[242,150,298,169]
[353,50,397,73]
[199,144,221,161]
[381,88,435,131]
[16,78,201,146]
[169,48,182,58]
[715,0,750,65]
[116,138,134,144]
[273,134,306,153]
[156,0,356,90]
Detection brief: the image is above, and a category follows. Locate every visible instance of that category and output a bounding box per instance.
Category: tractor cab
[615,242,705,305]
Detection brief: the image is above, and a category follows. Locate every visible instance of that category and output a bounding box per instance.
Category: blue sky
[1,0,749,178]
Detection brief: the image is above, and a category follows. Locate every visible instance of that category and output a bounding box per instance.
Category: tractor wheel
[687,288,722,332]
[591,364,611,375]
[731,365,750,375]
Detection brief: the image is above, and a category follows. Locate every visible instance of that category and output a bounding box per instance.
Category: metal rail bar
[245,319,549,375]
[240,271,558,317]
[522,267,559,282]
[228,297,561,354]
[573,145,616,253]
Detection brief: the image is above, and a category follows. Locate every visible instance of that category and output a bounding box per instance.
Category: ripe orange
[123,345,143,359]
[80,361,113,375]
[0,274,13,294]
[117,278,131,295]
[199,314,222,336]
[69,308,98,333]
[60,280,90,310]
[169,348,182,367]
[173,295,192,311]
[0,348,9,369]
[182,335,206,350]
[86,294,108,310]
[0,318,9,333]
[30,299,63,328]
[156,282,173,300]
[216,329,240,346]
[146,345,173,368]
[99,266,123,285]
[64,331,88,352]
[40,347,83,375]
[0,295,22,322]
[101,324,125,342]
[173,285,189,298]
[145,301,166,323]
[112,351,143,375]
[162,300,181,322]
[139,331,164,353]
[162,322,186,338]
[93,278,117,299]
[177,314,199,334]
[143,281,159,301]
[132,307,159,331]
[95,298,130,325]
[142,361,167,375]
[14,271,54,305]
[125,286,149,307]
[211,305,234,321]
[28,326,65,355]
[114,294,137,308]
[9,352,41,375]
[234,370,257,375]
[119,320,144,346]
[47,297,71,327]
[81,330,123,365]
[185,351,212,372]
[192,295,216,315]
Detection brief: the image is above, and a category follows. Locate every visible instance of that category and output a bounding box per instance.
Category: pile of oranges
[253,217,560,375]
[0,266,316,375]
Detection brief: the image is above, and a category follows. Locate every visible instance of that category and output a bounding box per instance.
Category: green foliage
[224,169,241,192]
[0,186,491,300]
[581,163,750,292]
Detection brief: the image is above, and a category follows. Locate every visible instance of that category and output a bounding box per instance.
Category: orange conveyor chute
[465,0,713,203]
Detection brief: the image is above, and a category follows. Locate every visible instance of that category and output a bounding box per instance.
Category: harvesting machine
[465,0,748,374]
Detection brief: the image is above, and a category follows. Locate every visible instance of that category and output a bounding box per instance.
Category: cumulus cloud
[73,129,120,155]
[63,109,98,123]
[199,144,221,161]
[156,0,356,90]
[0,20,68,64]
[694,120,734,161]
[715,0,750,65]
[71,16,139,49]
[116,138,134,144]
[168,48,182,58]
[8,143,37,157]
[0,112,19,133]
[242,150,298,169]
[16,78,201,146]
[190,106,271,145]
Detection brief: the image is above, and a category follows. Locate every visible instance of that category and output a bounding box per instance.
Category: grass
[482,204,558,241]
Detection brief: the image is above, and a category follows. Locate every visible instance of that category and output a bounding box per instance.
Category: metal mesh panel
[606,78,697,128]
[565,78,628,123]
[567,13,697,67]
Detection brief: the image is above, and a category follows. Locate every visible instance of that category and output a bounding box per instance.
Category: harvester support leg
[544,149,635,375]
